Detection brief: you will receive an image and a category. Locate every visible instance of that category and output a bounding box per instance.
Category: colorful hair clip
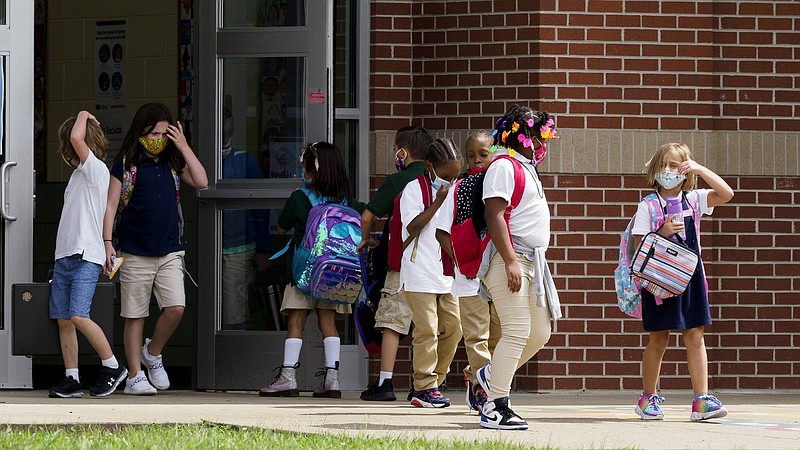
[526,118,535,128]
[511,122,520,133]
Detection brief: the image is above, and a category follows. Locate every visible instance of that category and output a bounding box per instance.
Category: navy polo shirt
[111,155,183,256]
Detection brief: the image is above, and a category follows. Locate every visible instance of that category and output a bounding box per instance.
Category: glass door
[196,0,366,391]
[0,0,35,388]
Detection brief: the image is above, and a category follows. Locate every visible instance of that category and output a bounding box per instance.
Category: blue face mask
[394,149,406,172]
[430,166,451,191]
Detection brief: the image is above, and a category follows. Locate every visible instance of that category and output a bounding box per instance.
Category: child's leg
[379,329,400,373]
[124,318,146,377]
[57,319,79,369]
[404,291,441,391]
[682,326,708,396]
[515,303,551,371]
[487,301,501,355]
[458,295,491,384]
[434,293,462,387]
[316,308,340,368]
[642,330,670,393]
[148,306,185,355]
[286,309,310,338]
[70,317,113,360]
[149,251,188,355]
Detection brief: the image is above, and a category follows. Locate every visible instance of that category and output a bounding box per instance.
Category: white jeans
[483,252,552,400]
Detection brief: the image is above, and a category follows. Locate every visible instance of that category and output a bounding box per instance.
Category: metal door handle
[1,161,18,222]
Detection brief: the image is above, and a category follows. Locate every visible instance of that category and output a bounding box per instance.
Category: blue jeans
[49,254,101,319]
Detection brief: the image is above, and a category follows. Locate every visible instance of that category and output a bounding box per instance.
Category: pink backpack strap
[417,174,432,209]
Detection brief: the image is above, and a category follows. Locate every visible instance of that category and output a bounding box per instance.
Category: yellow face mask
[61,152,76,168]
[139,137,169,156]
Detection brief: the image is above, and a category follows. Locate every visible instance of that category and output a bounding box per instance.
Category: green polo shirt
[366,161,427,219]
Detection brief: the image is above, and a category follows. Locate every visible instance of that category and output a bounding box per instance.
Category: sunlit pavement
[1,390,798,449]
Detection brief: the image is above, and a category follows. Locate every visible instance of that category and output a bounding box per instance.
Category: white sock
[323,336,340,368]
[283,338,303,367]
[101,356,119,369]
[65,368,79,382]
[379,371,392,385]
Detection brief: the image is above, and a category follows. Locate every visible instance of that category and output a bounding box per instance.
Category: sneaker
[313,361,341,398]
[360,379,396,401]
[141,338,170,390]
[48,376,83,398]
[476,362,492,394]
[90,366,129,397]
[690,394,728,421]
[410,387,450,408]
[465,379,480,412]
[124,371,157,395]
[635,393,666,420]
[259,364,299,397]
[480,396,528,430]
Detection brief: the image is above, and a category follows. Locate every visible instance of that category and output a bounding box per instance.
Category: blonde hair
[58,117,109,163]
[644,143,697,191]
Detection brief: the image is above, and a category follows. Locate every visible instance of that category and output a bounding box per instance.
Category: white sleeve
[631,201,654,236]
[399,181,424,241]
[689,189,714,216]
[435,187,455,233]
[482,159,514,204]
[78,152,110,186]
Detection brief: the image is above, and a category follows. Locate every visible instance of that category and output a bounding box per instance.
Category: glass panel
[0,0,6,26]
[220,207,289,331]
[222,57,305,181]
[223,0,305,28]
[334,0,357,108]
[334,119,357,196]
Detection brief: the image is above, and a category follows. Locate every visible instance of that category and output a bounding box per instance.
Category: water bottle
[665,196,685,241]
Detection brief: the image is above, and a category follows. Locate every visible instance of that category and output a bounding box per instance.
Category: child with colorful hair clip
[475,105,562,430]
[632,143,733,421]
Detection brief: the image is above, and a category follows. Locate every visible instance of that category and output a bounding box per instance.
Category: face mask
[655,170,686,190]
[221,146,232,159]
[430,166,450,191]
[139,137,168,156]
[394,149,406,172]
[532,139,548,166]
[61,152,76,168]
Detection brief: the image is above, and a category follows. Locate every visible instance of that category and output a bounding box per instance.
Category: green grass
[0,422,553,449]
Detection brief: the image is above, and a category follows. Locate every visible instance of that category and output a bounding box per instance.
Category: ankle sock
[283,338,302,367]
[101,356,119,369]
[65,368,79,382]
[379,371,392,385]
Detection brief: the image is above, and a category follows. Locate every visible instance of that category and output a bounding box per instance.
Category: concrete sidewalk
[0,389,798,449]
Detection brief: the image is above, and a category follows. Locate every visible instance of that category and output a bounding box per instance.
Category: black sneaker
[480,396,528,430]
[360,379,396,401]
[90,366,129,397]
[48,376,83,398]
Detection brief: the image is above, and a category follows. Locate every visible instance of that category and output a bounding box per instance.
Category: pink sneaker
[635,393,665,420]
[691,394,728,421]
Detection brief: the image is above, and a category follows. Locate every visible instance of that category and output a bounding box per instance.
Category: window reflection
[223,0,305,28]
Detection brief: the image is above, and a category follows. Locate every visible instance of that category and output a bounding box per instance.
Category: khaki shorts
[374,270,412,335]
[280,284,351,315]
[119,251,186,318]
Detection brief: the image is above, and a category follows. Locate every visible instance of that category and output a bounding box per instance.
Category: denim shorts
[49,254,102,319]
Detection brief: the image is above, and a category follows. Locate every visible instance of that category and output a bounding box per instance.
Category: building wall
[369,0,800,391]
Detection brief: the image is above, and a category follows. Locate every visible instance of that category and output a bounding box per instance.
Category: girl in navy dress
[632,143,734,421]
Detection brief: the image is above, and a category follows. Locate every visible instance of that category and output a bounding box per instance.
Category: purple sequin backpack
[292,188,364,305]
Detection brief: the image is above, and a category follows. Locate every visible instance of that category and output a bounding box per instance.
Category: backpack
[448,155,526,278]
[614,192,702,318]
[386,175,454,276]
[354,250,383,355]
[112,156,183,246]
[291,188,364,304]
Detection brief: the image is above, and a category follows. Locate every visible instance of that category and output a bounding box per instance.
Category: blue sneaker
[691,394,728,421]
[476,362,492,394]
[465,378,488,412]
[635,393,666,420]
[410,387,450,408]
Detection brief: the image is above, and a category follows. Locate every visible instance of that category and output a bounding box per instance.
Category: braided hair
[426,137,462,167]
[490,105,555,165]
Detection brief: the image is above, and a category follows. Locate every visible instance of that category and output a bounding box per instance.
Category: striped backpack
[614,192,702,318]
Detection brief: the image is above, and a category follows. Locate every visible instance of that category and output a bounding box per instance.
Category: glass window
[334,0,357,108]
[223,0,305,28]
[222,57,305,181]
[0,0,6,26]
[334,119,357,195]
[220,207,288,331]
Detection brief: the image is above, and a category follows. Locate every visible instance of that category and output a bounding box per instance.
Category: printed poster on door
[95,20,126,110]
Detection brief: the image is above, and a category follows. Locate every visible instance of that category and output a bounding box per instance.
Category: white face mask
[655,170,685,190]
[430,166,451,191]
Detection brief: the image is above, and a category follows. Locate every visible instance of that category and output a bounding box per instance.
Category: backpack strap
[491,155,526,213]
[300,187,324,206]
[404,175,431,260]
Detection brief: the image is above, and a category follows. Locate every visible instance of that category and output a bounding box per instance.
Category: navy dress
[641,197,711,332]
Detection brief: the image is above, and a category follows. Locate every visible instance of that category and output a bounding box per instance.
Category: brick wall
[368,0,800,391]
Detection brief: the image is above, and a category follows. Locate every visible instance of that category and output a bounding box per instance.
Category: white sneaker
[142,338,170,390]
[123,371,157,395]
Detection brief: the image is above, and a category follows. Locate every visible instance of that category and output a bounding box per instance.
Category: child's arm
[70,111,97,164]
[681,159,734,207]
[102,176,122,273]
[406,184,449,238]
[435,229,454,259]
[171,121,209,189]
[485,197,521,293]
[356,209,378,253]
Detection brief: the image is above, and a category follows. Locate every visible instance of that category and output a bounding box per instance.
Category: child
[356,126,432,401]
[401,137,463,408]
[259,142,365,398]
[103,103,208,395]
[476,105,562,430]
[48,111,128,398]
[633,143,734,421]
[435,130,501,412]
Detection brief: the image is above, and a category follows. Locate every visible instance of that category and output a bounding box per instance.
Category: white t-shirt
[436,187,480,297]
[54,152,110,265]
[632,189,714,236]
[399,178,453,294]
[482,151,550,248]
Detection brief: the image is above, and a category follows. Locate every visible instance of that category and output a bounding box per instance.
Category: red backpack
[387,175,454,276]
[448,155,526,278]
